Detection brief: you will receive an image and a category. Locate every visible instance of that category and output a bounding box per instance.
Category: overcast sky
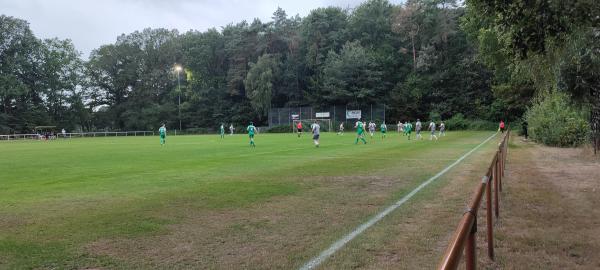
[2,0,405,58]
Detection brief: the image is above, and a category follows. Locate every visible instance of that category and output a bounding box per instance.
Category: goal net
[293,119,332,133]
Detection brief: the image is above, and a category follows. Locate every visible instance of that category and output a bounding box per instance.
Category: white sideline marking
[299,132,498,270]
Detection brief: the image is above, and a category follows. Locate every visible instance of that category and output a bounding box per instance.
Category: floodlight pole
[177,68,182,131]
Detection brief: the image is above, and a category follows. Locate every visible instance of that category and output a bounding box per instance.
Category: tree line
[462,0,599,149]
[2,0,517,133]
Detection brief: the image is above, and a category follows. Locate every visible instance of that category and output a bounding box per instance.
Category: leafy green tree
[393,0,426,71]
[0,15,44,132]
[39,38,84,130]
[465,0,600,149]
[320,41,383,106]
[245,54,277,118]
[299,7,349,96]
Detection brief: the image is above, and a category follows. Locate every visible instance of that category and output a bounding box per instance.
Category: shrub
[526,91,589,147]
[468,120,498,131]
[266,125,292,133]
[445,113,468,130]
[443,114,497,131]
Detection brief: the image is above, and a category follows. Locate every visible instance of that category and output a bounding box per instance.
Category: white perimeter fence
[0,131,154,141]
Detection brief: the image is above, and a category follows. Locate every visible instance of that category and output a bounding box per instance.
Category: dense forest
[1,0,598,149]
[1,0,500,133]
[463,0,599,149]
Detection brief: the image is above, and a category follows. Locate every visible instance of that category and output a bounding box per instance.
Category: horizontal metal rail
[438,128,510,270]
[0,131,155,140]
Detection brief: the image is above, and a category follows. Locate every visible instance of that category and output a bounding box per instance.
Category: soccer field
[0,131,498,269]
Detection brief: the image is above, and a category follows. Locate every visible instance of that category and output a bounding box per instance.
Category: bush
[526,91,589,147]
[468,120,498,131]
[445,113,468,130]
[443,113,497,131]
[266,125,292,133]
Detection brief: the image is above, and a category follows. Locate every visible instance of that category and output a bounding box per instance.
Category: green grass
[0,131,497,269]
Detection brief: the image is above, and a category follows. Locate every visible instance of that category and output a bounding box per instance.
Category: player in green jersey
[380,122,387,139]
[404,121,412,140]
[354,120,368,144]
[247,122,256,147]
[159,123,166,146]
[219,123,225,139]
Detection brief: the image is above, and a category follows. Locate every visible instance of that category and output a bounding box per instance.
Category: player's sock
[355,138,359,144]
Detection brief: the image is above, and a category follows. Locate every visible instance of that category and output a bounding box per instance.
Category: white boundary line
[299,132,498,270]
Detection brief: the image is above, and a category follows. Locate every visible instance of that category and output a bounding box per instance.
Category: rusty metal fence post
[494,151,500,218]
[465,217,477,270]
[485,174,494,260]
[438,128,511,270]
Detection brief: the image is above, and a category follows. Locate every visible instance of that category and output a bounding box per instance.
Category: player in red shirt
[297,121,303,138]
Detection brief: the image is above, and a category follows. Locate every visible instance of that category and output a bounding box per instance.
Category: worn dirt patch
[85,175,412,269]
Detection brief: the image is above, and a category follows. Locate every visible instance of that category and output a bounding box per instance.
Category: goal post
[293,119,332,133]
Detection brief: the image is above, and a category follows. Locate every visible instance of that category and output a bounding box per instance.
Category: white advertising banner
[345,110,362,119]
[315,112,330,118]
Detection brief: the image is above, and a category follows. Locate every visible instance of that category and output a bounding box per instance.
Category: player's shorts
[160,134,165,139]
[249,134,254,138]
[357,130,364,135]
[431,130,435,135]
[297,128,302,132]
[382,130,386,133]
[416,130,421,134]
[313,134,319,140]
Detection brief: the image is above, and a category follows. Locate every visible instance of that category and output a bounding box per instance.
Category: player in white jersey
[338,123,344,135]
[368,121,376,138]
[439,122,446,137]
[229,124,235,135]
[429,121,438,141]
[397,121,404,134]
[311,121,321,147]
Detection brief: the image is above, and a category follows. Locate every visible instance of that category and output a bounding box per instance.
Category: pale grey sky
[1,0,404,58]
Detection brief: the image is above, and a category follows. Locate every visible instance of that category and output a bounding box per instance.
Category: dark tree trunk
[591,86,600,155]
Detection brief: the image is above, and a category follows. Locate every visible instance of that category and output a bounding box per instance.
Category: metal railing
[438,128,510,270]
[0,131,154,140]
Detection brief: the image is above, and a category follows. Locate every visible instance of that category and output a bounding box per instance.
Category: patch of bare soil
[85,175,412,269]
[487,138,600,269]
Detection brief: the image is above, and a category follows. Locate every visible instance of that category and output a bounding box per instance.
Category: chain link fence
[269,105,388,130]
